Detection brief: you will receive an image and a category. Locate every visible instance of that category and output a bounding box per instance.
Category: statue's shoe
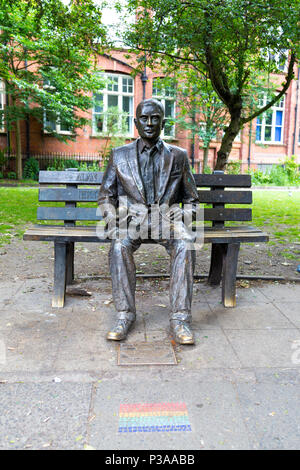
[107,318,134,341]
[170,320,194,345]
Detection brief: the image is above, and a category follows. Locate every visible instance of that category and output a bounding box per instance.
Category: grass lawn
[0,187,299,250]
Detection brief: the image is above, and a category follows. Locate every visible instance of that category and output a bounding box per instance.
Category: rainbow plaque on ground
[118,402,192,433]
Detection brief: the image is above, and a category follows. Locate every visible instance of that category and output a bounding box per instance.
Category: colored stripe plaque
[118,402,192,433]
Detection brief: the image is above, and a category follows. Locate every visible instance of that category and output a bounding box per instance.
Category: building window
[93,73,134,136]
[0,80,5,132]
[152,78,176,138]
[269,50,288,73]
[43,79,72,135]
[256,95,285,144]
[44,111,72,135]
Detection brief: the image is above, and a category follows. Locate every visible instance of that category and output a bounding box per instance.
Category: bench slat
[39,187,99,202]
[198,190,252,204]
[194,174,251,187]
[24,225,268,244]
[39,170,103,185]
[40,187,252,205]
[39,171,251,188]
[37,207,103,221]
[37,206,251,222]
[205,208,252,221]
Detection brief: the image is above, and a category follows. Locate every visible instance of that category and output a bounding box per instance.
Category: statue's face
[134,102,165,142]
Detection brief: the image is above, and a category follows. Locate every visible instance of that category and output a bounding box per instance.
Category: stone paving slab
[0,383,92,450]
[225,329,300,368]
[235,380,300,449]
[89,375,251,450]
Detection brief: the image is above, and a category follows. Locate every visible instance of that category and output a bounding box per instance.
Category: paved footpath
[0,271,300,450]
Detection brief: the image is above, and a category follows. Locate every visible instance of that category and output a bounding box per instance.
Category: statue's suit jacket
[98,138,199,238]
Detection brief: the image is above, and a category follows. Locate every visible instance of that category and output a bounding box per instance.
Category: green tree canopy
[0,0,108,178]
[125,0,299,169]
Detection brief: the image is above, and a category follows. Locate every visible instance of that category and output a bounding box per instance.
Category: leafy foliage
[248,156,300,186]
[23,157,39,180]
[125,0,299,169]
[0,0,108,178]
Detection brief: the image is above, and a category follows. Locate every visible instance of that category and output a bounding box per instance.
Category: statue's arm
[181,151,199,205]
[98,152,118,223]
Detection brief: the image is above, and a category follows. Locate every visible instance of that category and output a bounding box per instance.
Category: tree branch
[241,51,297,124]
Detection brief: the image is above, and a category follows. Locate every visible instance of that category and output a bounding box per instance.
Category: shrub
[24,157,39,180]
[0,149,8,174]
[226,161,241,174]
[0,171,3,179]
[281,155,299,185]
[248,156,300,186]
[47,158,79,171]
[7,171,16,180]
[78,161,100,172]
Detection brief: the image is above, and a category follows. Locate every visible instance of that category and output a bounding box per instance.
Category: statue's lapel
[157,142,174,202]
[125,140,146,203]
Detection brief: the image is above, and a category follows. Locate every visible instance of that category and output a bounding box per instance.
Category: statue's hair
[136,98,165,118]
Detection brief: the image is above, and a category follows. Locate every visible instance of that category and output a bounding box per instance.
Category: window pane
[107,76,118,92]
[107,94,118,108]
[165,84,176,98]
[265,110,273,126]
[45,111,56,130]
[264,126,272,141]
[122,77,133,93]
[94,94,103,113]
[275,126,282,142]
[256,125,261,141]
[164,119,175,137]
[152,79,163,96]
[122,95,131,114]
[60,117,71,132]
[122,96,133,133]
[95,115,104,132]
[165,100,174,118]
[276,110,283,126]
[277,97,284,108]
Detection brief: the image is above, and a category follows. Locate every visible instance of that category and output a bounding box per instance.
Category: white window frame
[255,95,285,144]
[0,80,5,132]
[152,78,176,139]
[93,73,134,137]
[43,80,73,136]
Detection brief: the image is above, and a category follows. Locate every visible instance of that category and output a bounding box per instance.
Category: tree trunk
[214,109,241,171]
[15,119,22,180]
[203,146,209,171]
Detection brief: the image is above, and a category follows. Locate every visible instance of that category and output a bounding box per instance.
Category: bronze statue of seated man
[98,98,199,344]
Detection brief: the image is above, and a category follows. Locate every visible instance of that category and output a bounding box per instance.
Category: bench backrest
[37,169,252,228]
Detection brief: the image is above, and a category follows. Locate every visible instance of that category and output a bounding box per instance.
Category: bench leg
[52,242,67,308]
[222,243,240,308]
[207,243,226,286]
[66,242,75,285]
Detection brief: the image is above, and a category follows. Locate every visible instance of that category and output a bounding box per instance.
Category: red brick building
[0,49,299,173]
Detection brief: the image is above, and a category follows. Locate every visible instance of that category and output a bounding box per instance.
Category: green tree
[166,71,228,170]
[125,0,299,170]
[0,0,108,179]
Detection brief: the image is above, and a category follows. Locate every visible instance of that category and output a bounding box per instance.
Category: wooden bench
[23,169,268,308]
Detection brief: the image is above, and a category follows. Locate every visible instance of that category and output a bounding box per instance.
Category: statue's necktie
[143,146,157,205]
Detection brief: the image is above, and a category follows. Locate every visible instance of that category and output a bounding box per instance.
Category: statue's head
[134,98,166,143]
